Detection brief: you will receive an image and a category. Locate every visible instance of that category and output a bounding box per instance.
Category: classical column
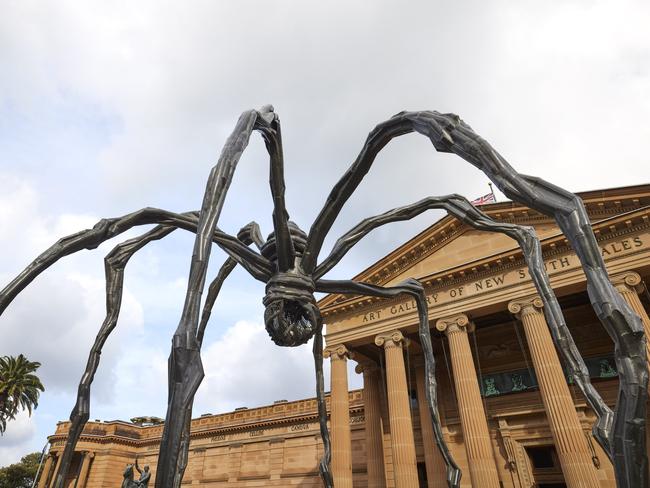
[37,454,54,488]
[509,296,600,488]
[435,314,500,488]
[76,451,94,488]
[612,271,650,362]
[324,345,353,488]
[414,360,447,488]
[49,453,62,488]
[356,361,386,488]
[375,330,419,487]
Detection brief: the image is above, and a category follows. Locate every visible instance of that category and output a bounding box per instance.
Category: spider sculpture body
[0,106,646,488]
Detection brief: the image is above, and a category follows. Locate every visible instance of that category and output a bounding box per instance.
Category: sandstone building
[39,184,650,487]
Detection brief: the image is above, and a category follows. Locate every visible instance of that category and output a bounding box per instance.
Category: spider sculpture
[0,106,646,488]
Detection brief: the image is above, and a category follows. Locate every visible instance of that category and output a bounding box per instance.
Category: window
[525,445,566,488]
[527,446,555,469]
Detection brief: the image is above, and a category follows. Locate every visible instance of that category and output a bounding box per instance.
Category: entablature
[324,206,650,346]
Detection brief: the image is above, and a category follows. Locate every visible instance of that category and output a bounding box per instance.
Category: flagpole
[488,182,497,202]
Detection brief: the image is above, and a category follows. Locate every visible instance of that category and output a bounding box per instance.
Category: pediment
[318,184,650,313]
[384,220,556,286]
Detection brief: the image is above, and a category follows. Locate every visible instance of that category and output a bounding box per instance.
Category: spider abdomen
[262,270,318,347]
[261,221,307,264]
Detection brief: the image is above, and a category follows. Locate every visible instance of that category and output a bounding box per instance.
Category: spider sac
[260,221,319,347]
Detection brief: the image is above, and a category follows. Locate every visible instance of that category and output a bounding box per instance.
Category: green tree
[0,452,42,488]
[0,355,45,434]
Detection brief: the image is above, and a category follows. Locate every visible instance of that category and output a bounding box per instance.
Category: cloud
[0,174,145,401]
[3,0,648,219]
[0,410,38,466]
[195,320,321,413]
[1,0,649,458]
[2,1,649,285]
[194,320,361,415]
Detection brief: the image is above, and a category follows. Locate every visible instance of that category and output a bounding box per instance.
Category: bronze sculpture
[0,106,646,488]
[135,457,151,488]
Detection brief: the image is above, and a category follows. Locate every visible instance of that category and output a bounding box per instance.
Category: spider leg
[51,224,176,488]
[315,278,461,488]
[0,209,273,321]
[308,306,334,488]
[257,111,296,271]
[314,194,613,455]
[0,210,270,313]
[236,220,266,251]
[173,257,239,488]
[303,110,644,485]
[198,221,265,345]
[175,222,264,486]
[155,106,279,487]
[0,207,191,314]
[434,117,645,484]
[17,216,262,488]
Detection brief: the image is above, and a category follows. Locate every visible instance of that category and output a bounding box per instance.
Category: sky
[1,0,649,466]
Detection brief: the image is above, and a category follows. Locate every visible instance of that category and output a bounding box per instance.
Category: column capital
[355,360,379,375]
[611,271,643,294]
[375,330,410,349]
[324,344,351,361]
[435,313,473,334]
[508,296,544,318]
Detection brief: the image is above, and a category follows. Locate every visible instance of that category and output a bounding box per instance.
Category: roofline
[317,183,650,310]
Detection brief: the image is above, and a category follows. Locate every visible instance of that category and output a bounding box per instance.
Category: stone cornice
[319,185,650,312]
[50,390,365,449]
[320,205,650,320]
[48,404,368,450]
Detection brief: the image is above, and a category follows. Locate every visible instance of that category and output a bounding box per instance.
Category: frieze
[323,208,650,317]
[353,232,648,325]
[329,205,648,303]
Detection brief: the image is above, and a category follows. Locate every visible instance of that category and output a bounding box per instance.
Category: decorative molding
[374,330,409,349]
[435,313,472,334]
[354,361,379,375]
[50,392,367,449]
[323,344,351,361]
[611,270,643,294]
[508,296,544,318]
[320,205,650,319]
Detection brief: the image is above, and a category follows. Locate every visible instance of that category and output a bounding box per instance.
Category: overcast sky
[1,0,649,465]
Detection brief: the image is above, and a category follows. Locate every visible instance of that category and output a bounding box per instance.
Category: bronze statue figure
[0,106,646,487]
[121,465,138,488]
[135,457,151,487]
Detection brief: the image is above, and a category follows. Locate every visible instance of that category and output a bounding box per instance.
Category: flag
[471,192,496,206]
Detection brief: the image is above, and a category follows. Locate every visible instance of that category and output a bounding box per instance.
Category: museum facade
[39,184,650,488]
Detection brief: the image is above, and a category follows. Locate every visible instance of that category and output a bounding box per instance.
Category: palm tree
[0,354,45,434]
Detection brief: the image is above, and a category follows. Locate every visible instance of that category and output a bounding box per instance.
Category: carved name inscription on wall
[360,234,646,324]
